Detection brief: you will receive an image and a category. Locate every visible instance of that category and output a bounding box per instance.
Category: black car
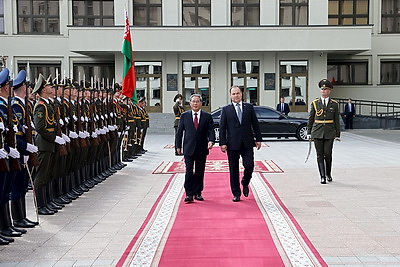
[211,106,308,142]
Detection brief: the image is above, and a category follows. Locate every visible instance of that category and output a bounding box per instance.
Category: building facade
[0,0,399,114]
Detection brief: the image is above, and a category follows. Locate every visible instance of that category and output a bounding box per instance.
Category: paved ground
[1,129,400,266]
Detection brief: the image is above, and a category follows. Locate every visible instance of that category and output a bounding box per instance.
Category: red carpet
[117,148,326,266]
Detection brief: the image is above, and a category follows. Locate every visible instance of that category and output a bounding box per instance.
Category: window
[380,61,400,84]
[0,0,4,34]
[279,61,308,111]
[183,61,211,109]
[182,0,210,26]
[133,0,162,26]
[381,0,400,33]
[73,0,114,26]
[17,0,59,34]
[231,61,259,105]
[280,0,308,26]
[73,63,115,85]
[231,0,260,26]
[135,62,162,110]
[18,62,61,82]
[327,61,368,85]
[328,0,369,25]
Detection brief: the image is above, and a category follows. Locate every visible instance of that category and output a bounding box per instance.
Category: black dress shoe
[320,177,327,184]
[184,196,194,203]
[232,196,240,202]
[123,158,133,162]
[327,176,333,182]
[1,227,22,237]
[194,195,204,201]
[243,186,249,197]
[11,226,27,234]
[38,207,55,215]
[13,219,35,228]
[0,237,9,245]
[24,218,39,226]
[0,234,14,243]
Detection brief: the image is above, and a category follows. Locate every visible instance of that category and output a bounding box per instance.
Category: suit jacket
[344,103,355,116]
[276,102,290,115]
[219,103,262,150]
[175,110,215,157]
[308,98,341,139]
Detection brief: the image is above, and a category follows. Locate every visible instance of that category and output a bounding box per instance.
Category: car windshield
[211,109,221,118]
[256,107,282,119]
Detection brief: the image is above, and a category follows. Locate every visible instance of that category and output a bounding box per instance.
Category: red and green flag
[121,10,137,104]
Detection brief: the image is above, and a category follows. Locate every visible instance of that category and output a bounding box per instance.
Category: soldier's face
[320,87,331,98]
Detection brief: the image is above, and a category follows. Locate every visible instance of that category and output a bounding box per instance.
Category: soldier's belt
[315,120,334,124]
[16,131,24,136]
[175,117,180,119]
[128,120,135,122]
[46,128,55,132]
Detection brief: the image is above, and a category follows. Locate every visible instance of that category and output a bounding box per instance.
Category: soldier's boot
[317,161,326,184]
[57,177,72,204]
[97,161,108,180]
[0,204,22,237]
[65,174,79,200]
[76,170,89,193]
[102,158,112,177]
[11,198,35,228]
[95,163,106,182]
[91,163,102,183]
[20,197,38,225]
[0,234,11,245]
[53,178,70,205]
[5,202,27,234]
[84,165,96,187]
[36,186,55,215]
[46,183,63,211]
[326,160,333,182]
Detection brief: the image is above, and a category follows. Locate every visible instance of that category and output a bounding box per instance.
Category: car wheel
[213,127,220,142]
[296,124,308,141]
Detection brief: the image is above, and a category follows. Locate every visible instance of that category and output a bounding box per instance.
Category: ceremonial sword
[25,163,39,224]
[304,138,312,163]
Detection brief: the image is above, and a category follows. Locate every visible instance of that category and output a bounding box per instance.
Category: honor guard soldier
[124,98,138,161]
[173,94,184,155]
[11,70,39,229]
[137,97,148,154]
[0,68,24,244]
[32,74,66,215]
[307,79,341,184]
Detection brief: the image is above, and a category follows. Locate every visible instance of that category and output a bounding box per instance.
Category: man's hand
[335,137,341,142]
[176,148,182,155]
[220,145,227,153]
[207,142,214,149]
[256,142,261,150]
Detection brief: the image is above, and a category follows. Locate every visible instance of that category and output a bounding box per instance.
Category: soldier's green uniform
[307,79,340,184]
[173,94,184,155]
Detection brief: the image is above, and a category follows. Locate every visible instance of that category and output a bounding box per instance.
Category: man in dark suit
[219,86,262,202]
[344,98,355,129]
[175,94,215,203]
[276,97,290,115]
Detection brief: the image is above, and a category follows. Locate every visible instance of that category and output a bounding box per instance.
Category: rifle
[0,130,10,172]
[8,92,22,171]
[59,83,70,153]
[89,89,99,146]
[25,84,39,166]
[54,83,68,156]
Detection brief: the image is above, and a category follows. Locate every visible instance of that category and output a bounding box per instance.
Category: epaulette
[312,98,319,102]
[330,99,338,103]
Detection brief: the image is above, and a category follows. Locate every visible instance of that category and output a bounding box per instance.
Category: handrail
[335,98,400,117]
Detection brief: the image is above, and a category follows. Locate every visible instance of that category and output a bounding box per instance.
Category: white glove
[95,129,100,135]
[100,128,106,134]
[84,116,88,122]
[73,115,77,121]
[101,115,104,120]
[0,148,8,159]
[23,155,29,164]
[81,116,85,122]
[55,136,66,145]
[307,134,312,140]
[0,122,5,131]
[118,132,122,137]
[78,131,86,139]
[125,126,130,131]
[96,115,99,120]
[9,147,20,159]
[13,125,18,132]
[31,121,35,129]
[59,119,64,126]
[110,113,114,118]
[108,125,113,131]
[84,131,90,138]
[62,133,71,143]
[91,132,98,138]
[26,143,38,153]
[105,114,108,119]
[69,131,78,139]
[65,117,69,124]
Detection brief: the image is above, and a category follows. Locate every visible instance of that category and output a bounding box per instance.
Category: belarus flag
[121,10,137,103]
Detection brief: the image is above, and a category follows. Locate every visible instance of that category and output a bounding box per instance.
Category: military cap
[0,68,10,87]
[138,96,146,103]
[32,73,54,94]
[318,79,333,89]
[173,93,183,102]
[12,70,27,89]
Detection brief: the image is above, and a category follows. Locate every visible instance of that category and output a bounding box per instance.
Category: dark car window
[256,107,281,119]
[212,109,221,119]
